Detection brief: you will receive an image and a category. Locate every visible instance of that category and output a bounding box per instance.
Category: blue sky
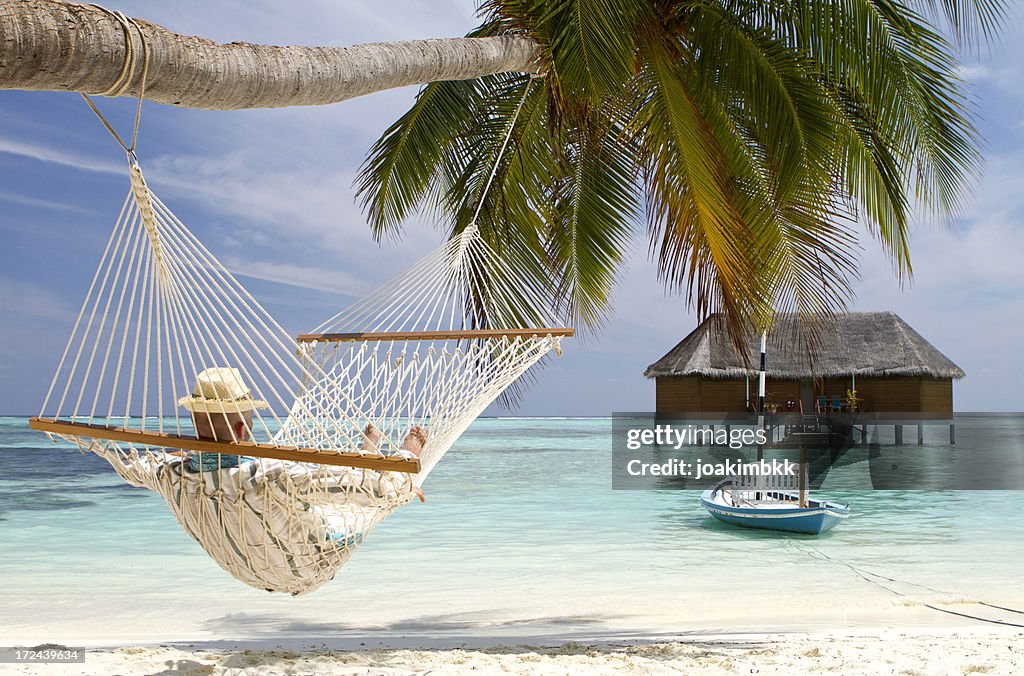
[1,1,1022,415]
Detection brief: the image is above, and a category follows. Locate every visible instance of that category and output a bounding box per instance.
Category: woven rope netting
[293,225,567,480]
[33,161,567,595]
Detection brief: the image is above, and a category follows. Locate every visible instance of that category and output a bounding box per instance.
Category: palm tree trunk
[0,0,540,110]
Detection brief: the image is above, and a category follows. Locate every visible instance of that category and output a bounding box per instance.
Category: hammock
[29,155,569,594]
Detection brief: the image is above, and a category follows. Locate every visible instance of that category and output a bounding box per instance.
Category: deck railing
[729,469,806,503]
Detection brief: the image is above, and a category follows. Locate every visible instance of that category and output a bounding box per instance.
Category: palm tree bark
[0,0,540,110]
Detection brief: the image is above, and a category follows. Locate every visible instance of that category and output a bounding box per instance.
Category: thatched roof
[644,312,965,380]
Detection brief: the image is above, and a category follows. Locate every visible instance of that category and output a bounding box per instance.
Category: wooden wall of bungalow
[654,375,954,414]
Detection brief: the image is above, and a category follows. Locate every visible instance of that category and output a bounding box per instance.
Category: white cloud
[143,153,371,250]
[131,152,446,313]
[0,136,124,175]
[957,64,992,80]
[224,257,369,297]
[0,191,93,214]
[109,0,479,45]
[0,278,77,322]
[848,151,1024,411]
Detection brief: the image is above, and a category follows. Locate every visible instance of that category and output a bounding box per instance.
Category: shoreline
[6,627,1020,675]
[8,590,1023,647]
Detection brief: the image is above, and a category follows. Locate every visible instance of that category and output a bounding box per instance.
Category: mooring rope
[787,539,1024,628]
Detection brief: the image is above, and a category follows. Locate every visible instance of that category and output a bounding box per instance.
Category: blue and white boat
[699,330,849,535]
[701,478,849,535]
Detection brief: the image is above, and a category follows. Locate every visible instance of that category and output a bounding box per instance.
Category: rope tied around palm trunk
[80,4,150,158]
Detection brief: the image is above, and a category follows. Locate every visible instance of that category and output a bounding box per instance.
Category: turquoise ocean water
[1,415,1022,646]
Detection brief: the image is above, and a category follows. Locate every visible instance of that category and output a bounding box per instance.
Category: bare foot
[360,423,382,452]
[402,425,427,457]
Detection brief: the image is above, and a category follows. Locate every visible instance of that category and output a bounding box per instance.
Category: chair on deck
[815,396,829,414]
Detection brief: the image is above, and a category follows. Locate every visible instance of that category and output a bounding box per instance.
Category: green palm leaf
[359,0,1000,358]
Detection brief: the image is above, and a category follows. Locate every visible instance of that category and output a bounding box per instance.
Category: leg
[360,423,382,452]
[402,425,427,457]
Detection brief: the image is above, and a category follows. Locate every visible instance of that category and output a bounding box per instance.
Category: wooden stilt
[799,445,807,509]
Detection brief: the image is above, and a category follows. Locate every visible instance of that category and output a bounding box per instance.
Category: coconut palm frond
[360,0,991,354]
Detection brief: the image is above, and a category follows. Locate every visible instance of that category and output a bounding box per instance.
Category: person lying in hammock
[101,367,427,594]
[177,367,426,501]
[358,422,427,502]
[164,367,427,500]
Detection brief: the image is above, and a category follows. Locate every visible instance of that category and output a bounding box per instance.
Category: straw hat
[178,367,268,414]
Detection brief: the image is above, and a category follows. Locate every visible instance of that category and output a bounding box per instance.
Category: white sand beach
[6,628,1020,675]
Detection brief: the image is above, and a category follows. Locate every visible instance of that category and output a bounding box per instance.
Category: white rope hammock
[30,152,570,594]
[294,223,571,479]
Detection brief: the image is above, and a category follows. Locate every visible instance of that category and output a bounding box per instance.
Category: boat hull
[700,487,849,535]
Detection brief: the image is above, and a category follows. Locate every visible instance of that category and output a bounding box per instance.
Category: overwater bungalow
[645,312,964,415]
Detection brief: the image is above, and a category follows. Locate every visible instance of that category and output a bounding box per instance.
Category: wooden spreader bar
[28,417,421,474]
[296,328,576,343]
